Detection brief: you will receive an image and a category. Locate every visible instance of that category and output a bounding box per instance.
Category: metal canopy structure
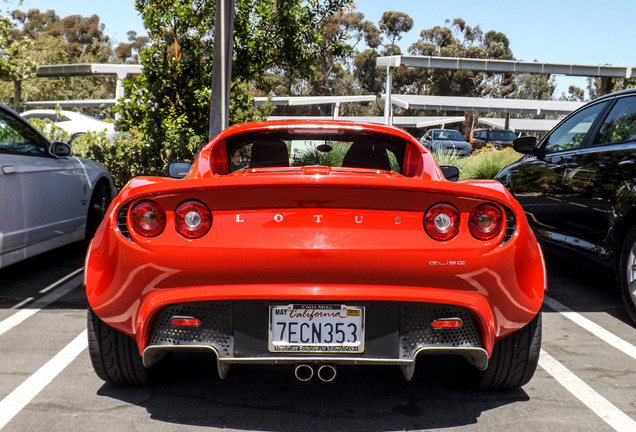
[376,54,636,124]
[22,99,117,108]
[255,95,377,118]
[376,55,636,78]
[478,118,559,133]
[267,115,463,129]
[387,94,584,116]
[35,64,142,100]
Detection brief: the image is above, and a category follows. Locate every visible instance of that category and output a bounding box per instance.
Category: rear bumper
[142,300,489,379]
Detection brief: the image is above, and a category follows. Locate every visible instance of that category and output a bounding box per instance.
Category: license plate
[269,304,365,353]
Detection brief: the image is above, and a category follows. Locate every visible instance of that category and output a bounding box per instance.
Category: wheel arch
[613,203,636,273]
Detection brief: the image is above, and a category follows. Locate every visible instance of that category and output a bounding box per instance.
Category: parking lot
[0,244,635,432]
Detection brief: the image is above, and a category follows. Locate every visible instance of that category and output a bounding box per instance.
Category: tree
[1,8,149,111]
[115,0,354,174]
[0,16,36,104]
[513,73,556,101]
[379,11,413,46]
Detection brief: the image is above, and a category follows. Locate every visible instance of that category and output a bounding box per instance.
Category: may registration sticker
[268,304,365,353]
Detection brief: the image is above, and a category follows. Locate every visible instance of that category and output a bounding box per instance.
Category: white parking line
[543,295,636,360]
[0,330,88,430]
[0,268,83,337]
[539,350,636,432]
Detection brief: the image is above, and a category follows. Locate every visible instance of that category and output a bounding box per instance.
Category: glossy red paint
[85,119,545,378]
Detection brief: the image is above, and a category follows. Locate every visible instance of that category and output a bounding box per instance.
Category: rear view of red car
[85,120,545,389]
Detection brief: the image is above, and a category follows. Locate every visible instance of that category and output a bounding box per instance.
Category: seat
[249,139,289,168]
[342,141,391,171]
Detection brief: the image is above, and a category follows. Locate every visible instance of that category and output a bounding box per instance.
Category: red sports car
[85,120,546,389]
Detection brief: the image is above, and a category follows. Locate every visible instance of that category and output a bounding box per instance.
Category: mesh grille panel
[148,301,233,357]
[400,304,482,359]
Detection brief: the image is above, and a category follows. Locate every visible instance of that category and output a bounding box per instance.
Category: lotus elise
[85,120,545,389]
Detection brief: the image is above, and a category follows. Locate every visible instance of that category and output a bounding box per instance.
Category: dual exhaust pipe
[294,364,336,382]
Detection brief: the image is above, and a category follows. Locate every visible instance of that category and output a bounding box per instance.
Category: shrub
[460,146,521,180]
[24,118,70,143]
[430,145,521,181]
[431,146,464,168]
[73,129,161,190]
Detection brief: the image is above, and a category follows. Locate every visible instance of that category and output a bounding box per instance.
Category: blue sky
[12,0,636,96]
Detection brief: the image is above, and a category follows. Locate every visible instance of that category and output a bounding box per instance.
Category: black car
[496,89,636,324]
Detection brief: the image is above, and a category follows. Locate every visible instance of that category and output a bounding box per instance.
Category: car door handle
[2,166,17,174]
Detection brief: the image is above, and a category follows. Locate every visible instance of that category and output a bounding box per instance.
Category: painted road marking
[544,295,636,360]
[0,268,83,337]
[0,330,88,430]
[539,350,636,432]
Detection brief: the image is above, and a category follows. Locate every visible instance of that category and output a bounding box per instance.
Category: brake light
[175,200,212,238]
[130,200,166,237]
[431,318,463,329]
[424,203,460,241]
[469,203,503,240]
[171,316,202,327]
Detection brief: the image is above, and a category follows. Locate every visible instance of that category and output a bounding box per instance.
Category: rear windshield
[224,128,408,174]
[489,130,517,141]
[433,130,464,141]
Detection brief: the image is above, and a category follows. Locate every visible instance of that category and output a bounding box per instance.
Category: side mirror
[440,165,460,182]
[513,136,538,155]
[51,142,72,157]
[168,162,192,179]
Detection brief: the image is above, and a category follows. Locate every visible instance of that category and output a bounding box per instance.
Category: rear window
[433,130,464,140]
[489,130,517,141]
[225,128,408,174]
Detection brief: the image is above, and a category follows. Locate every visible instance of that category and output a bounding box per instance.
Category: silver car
[0,103,116,269]
[420,128,472,156]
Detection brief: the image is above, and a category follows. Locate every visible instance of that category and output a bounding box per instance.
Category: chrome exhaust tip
[317,364,337,382]
[294,364,314,382]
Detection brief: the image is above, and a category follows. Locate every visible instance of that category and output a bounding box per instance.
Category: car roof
[591,88,636,103]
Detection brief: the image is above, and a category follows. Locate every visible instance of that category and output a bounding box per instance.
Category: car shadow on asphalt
[541,250,633,326]
[0,242,88,310]
[97,352,528,431]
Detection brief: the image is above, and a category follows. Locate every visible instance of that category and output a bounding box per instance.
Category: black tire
[85,182,111,240]
[618,226,636,324]
[472,312,542,390]
[87,307,156,385]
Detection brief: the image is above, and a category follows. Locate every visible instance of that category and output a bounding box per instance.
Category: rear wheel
[87,307,157,385]
[85,182,111,240]
[471,312,542,390]
[618,226,636,324]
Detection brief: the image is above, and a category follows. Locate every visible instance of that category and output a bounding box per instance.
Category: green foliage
[73,130,158,189]
[291,142,350,166]
[459,146,521,180]
[430,146,463,168]
[115,0,354,173]
[22,117,70,142]
[430,145,521,180]
[0,16,37,83]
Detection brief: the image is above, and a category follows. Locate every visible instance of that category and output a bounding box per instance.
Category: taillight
[469,203,503,240]
[424,203,460,241]
[175,200,212,238]
[130,200,166,237]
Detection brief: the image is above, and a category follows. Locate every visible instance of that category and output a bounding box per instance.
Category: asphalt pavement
[0,244,634,432]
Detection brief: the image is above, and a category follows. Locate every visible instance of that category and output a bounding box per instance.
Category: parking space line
[38,268,83,294]
[539,349,636,432]
[0,330,88,431]
[543,296,636,360]
[0,269,83,337]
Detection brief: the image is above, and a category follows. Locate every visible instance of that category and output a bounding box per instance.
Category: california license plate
[268,304,365,353]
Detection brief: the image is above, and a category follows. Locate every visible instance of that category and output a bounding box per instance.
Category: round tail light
[130,200,166,237]
[424,203,460,241]
[469,203,504,240]
[175,200,212,238]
